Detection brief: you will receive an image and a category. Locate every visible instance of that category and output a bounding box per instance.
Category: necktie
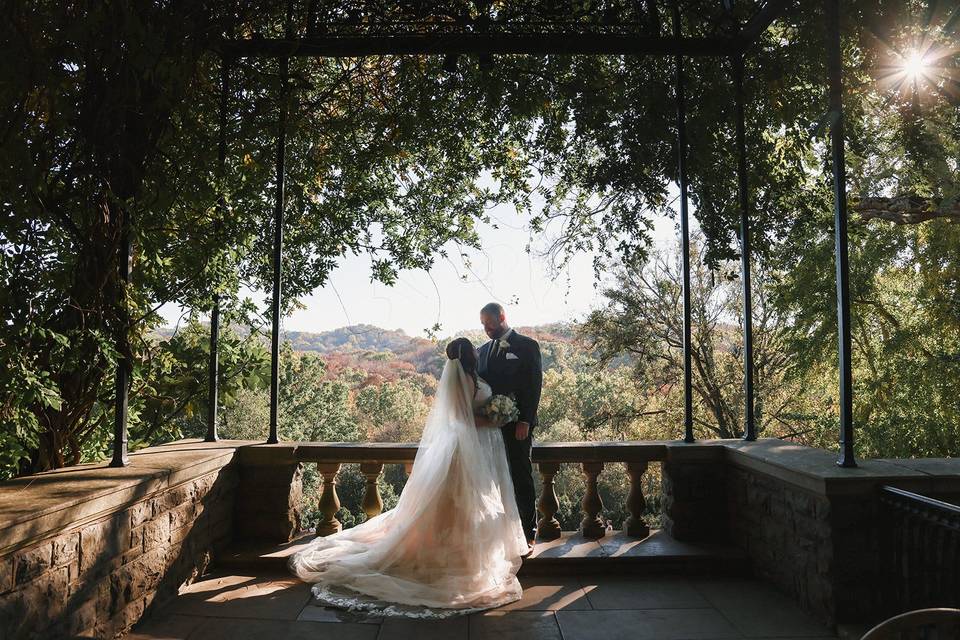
[491,339,499,359]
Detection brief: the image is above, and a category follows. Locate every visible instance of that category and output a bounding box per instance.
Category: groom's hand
[515,421,530,440]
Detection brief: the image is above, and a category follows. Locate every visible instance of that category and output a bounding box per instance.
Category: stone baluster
[360,462,384,519]
[536,462,562,541]
[624,461,650,538]
[316,463,342,536]
[580,462,606,539]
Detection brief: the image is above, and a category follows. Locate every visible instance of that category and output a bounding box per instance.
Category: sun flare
[902,51,928,79]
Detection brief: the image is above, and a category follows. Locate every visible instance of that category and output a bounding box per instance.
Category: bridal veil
[287,359,527,617]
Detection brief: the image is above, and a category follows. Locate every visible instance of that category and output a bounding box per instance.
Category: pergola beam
[219,34,742,59]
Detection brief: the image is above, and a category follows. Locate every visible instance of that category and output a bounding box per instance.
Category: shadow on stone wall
[0,461,238,639]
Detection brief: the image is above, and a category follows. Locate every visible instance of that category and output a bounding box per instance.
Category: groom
[477,302,542,555]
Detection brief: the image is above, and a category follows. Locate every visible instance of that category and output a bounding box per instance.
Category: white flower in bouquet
[481,394,519,427]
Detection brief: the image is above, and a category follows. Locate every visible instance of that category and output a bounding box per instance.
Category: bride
[287,337,528,618]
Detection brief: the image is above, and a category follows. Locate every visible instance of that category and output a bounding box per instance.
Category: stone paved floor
[126,570,841,640]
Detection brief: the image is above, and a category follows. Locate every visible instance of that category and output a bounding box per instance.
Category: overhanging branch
[738,0,792,48]
[854,196,960,225]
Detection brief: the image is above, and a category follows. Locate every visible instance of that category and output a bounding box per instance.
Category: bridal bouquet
[481,394,519,427]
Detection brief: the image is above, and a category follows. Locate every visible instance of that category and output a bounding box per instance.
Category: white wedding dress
[287,359,528,618]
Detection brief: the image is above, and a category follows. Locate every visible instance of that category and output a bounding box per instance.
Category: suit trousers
[500,422,537,541]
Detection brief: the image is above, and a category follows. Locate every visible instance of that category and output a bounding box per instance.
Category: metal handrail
[880,485,960,530]
[879,485,960,615]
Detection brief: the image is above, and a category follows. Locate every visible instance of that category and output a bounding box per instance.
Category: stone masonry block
[96,593,148,640]
[64,592,100,638]
[169,522,192,546]
[52,531,80,567]
[153,483,193,516]
[122,526,147,567]
[110,547,164,615]
[129,524,146,555]
[79,513,130,574]
[143,515,171,552]
[67,559,81,584]
[7,564,71,637]
[13,541,52,586]
[0,556,11,595]
[191,473,217,499]
[129,499,155,529]
[168,500,200,531]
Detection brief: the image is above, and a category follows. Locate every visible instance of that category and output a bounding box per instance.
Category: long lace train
[287,360,527,618]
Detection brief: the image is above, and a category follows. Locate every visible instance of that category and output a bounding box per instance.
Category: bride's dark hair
[445,337,478,387]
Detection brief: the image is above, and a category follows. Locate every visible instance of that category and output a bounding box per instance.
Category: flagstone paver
[124,570,841,640]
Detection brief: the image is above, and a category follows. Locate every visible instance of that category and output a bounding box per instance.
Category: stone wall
[725,465,840,623]
[717,440,956,627]
[661,443,728,542]
[662,439,960,627]
[234,445,304,543]
[0,440,244,639]
[725,465,899,625]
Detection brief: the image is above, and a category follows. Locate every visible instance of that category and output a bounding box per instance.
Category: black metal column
[673,4,694,443]
[206,57,230,443]
[206,298,220,441]
[826,0,855,467]
[268,55,288,445]
[110,219,132,467]
[733,54,756,441]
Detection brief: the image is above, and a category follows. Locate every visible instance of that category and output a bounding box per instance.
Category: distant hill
[155,321,588,379]
[157,322,578,353]
[284,324,433,354]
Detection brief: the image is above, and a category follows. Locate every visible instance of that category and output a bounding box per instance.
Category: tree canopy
[2,0,958,473]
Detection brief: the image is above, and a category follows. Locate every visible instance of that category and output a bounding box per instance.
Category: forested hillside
[285,325,429,354]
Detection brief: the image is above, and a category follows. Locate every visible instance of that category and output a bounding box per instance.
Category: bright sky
[287,210,680,337]
[161,185,691,338]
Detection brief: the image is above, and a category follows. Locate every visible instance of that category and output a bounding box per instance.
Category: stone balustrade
[282,442,419,538]
[292,441,669,542]
[532,442,667,541]
[3,437,960,638]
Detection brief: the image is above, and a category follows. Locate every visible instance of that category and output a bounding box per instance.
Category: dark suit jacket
[477,330,543,427]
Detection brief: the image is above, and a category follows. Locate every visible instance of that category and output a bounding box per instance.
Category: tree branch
[854,196,960,225]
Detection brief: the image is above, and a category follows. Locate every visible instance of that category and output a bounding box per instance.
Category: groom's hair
[480,302,504,318]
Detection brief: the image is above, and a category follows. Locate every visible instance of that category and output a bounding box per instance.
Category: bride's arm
[468,377,499,428]
[470,381,497,428]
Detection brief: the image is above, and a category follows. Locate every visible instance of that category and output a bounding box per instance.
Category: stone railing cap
[722,439,960,496]
[0,439,252,555]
